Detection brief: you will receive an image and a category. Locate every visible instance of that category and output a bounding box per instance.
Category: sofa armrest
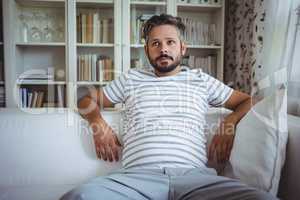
[278,114,300,200]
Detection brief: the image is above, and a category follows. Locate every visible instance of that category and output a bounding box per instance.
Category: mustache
[156,54,173,61]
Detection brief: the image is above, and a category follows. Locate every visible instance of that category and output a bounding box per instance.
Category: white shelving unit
[122,0,225,81]
[174,0,225,81]
[3,0,226,110]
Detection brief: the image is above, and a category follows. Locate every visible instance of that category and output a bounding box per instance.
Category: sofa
[0,107,299,200]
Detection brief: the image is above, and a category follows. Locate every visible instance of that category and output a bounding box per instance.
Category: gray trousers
[60,167,277,200]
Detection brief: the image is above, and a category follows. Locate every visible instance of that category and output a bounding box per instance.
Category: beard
[149,54,182,73]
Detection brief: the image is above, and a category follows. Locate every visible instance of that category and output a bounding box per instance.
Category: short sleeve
[202,72,233,107]
[102,73,127,104]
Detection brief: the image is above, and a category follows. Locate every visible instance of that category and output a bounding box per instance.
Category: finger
[226,139,234,161]
[113,134,121,147]
[221,142,228,163]
[208,137,217,160]
[217,140,225,163]
[112,145,120,162]
[96,146,101,159]
[106,145,113,162]
[217,145,222,163]
[100,146,107,161]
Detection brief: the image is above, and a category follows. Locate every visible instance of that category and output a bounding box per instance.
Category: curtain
[225,0,300,107]
[224,0,266,94]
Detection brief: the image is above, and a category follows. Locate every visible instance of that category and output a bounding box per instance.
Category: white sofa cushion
[0,108,122,200]
[228,88,288,195]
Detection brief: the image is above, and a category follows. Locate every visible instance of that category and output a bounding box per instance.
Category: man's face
[145,25,186,73]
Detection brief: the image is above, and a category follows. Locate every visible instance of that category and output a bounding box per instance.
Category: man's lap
[60,167,277,200]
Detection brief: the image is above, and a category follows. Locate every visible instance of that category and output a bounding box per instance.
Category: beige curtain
[224,0,266,95]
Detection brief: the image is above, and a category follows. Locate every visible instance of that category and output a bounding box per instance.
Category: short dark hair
[142,14,185,43]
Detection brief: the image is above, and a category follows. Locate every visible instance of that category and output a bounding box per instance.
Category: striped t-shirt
[103,66,233,169]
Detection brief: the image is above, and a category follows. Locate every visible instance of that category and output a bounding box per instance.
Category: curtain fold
[225,0,300,106]
[224,0,265,94]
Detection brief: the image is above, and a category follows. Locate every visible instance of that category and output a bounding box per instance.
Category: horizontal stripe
[123,128,206,146]
[123,139,206,158]
[124,161,200,169]
[103,66,232,169]
[123,146,205,165]
[123,153,201,168]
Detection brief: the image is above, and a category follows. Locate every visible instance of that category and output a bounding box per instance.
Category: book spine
[82,13,86,43]
[102,19,109,43]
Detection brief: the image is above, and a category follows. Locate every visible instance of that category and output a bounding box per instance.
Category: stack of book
[181,17,217,46]
[17,69,54,84]
[19,85,65,108]
[77,11,113,43]
[0,86,5,107]
[77,54,114,82]
[182,55,217,77]
[19,88,45,108]
[131,13,154,44]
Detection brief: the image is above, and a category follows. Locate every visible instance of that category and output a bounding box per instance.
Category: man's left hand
[208,120,236,164]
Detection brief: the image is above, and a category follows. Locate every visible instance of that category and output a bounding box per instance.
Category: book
[102,19,109,43]
[93,13,99,43]
[81,13,87,43]
[37,91,44,108]
[86,13,93,43]
[92,54,97,81]
[77,14,82,43]
[57,85,64,107]
[32,91,38,108]
[27,92,33,107]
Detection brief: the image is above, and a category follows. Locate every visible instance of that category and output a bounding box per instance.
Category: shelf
[77,0,113,4]
[130,44,144,48]
[177,3,222,12]
[0,42,3,45]
[15,0,65,8]
[77,43,114,48]
[76,0,113,8]
[131,1,167,6]
[186,45,222,49]
[0,81,5,85]
[16,42,66,47]
[77,81,109,85]
[16,80,66,85]
[18,107,68,113]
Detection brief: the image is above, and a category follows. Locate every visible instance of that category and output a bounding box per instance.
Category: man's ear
[180,41,187,56]
[144,44,149,57]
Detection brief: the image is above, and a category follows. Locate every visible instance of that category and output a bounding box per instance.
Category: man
[61,14,276,200]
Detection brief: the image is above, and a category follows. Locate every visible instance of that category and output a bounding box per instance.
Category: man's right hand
[91,119,122,162]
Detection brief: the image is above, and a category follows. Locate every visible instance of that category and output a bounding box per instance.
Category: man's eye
[152,42,159,46]
[168,40,175,45]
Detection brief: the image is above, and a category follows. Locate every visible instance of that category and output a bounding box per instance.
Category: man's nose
[160,43,168,54]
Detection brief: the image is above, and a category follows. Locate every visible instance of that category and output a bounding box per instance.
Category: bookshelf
[174,0,224,80]
[3,0,226,110]
[75,0,122,111]
[3,0,67,108]
[122,0,225,81]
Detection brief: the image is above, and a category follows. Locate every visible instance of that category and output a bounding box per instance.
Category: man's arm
[78,88,121,162]
[208,90,252,163]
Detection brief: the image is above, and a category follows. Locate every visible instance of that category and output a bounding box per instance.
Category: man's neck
[154,65,181,77]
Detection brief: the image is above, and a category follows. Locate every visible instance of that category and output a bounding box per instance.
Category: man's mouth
[156,55,173,62]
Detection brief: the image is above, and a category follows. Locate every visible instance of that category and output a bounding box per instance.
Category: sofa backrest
[0,108,299,200]
[0,108,122,199]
